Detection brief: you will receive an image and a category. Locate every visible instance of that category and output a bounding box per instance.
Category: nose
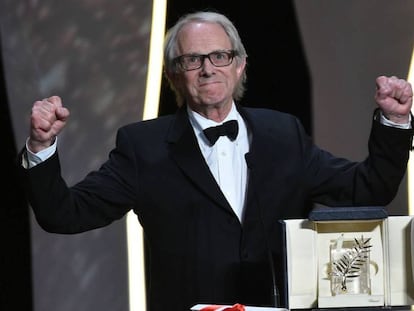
[200,56,215,73]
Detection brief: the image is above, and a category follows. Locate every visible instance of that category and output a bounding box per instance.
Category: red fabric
[200,303,245,311]
[223,304,245,311]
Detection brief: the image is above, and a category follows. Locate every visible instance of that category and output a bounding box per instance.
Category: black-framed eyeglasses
[173,50,237,71]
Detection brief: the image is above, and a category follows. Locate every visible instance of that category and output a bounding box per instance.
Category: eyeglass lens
[177,51,235,70]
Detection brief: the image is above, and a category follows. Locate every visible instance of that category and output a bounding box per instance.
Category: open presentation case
[280,206,414,310]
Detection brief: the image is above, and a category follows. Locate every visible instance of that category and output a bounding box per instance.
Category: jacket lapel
[167,106,233,213]
[237,105,281,210]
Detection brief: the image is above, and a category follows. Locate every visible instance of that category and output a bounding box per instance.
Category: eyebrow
[179,49,233,56]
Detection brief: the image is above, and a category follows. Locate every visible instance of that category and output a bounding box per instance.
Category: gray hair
[163,11,248,106]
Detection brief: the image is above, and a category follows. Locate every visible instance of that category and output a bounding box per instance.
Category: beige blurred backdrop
[294,0,414,215]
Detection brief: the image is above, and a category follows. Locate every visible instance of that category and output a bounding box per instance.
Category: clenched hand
[28,96,70,153]
[375,75,413,124]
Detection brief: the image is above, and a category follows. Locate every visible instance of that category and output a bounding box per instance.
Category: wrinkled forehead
[176,21,232,55]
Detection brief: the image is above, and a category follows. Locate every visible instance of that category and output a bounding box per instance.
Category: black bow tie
[203,120,239,145]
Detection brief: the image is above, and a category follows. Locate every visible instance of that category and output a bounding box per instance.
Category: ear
[236,57,246,79]
[164,70,178,86]
[164,69,174,83]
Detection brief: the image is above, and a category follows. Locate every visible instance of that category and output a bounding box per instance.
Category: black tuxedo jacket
[19,105,413,311]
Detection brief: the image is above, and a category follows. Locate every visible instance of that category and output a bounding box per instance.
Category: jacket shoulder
[241,106,302,129]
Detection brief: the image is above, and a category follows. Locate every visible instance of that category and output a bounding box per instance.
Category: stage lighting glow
[127,0,167,310]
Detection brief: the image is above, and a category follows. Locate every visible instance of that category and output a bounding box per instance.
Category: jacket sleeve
[17,129,135,234]
[306,116,413,207]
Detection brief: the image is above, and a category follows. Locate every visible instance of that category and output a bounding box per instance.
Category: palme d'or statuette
[329,234,372,296]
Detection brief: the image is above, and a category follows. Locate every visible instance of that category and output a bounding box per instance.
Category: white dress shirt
[187,103,250,222]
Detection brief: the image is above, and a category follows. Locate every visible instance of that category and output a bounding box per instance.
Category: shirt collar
[187,102,238,133]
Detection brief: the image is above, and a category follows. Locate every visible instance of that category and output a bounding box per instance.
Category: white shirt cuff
[23,137,58,168]
[380,112,412,129]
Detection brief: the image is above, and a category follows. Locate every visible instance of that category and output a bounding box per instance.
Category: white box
[282,211,414,309]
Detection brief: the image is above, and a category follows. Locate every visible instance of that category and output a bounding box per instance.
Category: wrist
[382,112,410,124]
[27,137,56,153]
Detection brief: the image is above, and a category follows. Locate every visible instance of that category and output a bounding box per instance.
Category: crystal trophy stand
[316,221,385,309]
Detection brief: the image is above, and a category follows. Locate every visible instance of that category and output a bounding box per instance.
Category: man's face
[169,22,246,113]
